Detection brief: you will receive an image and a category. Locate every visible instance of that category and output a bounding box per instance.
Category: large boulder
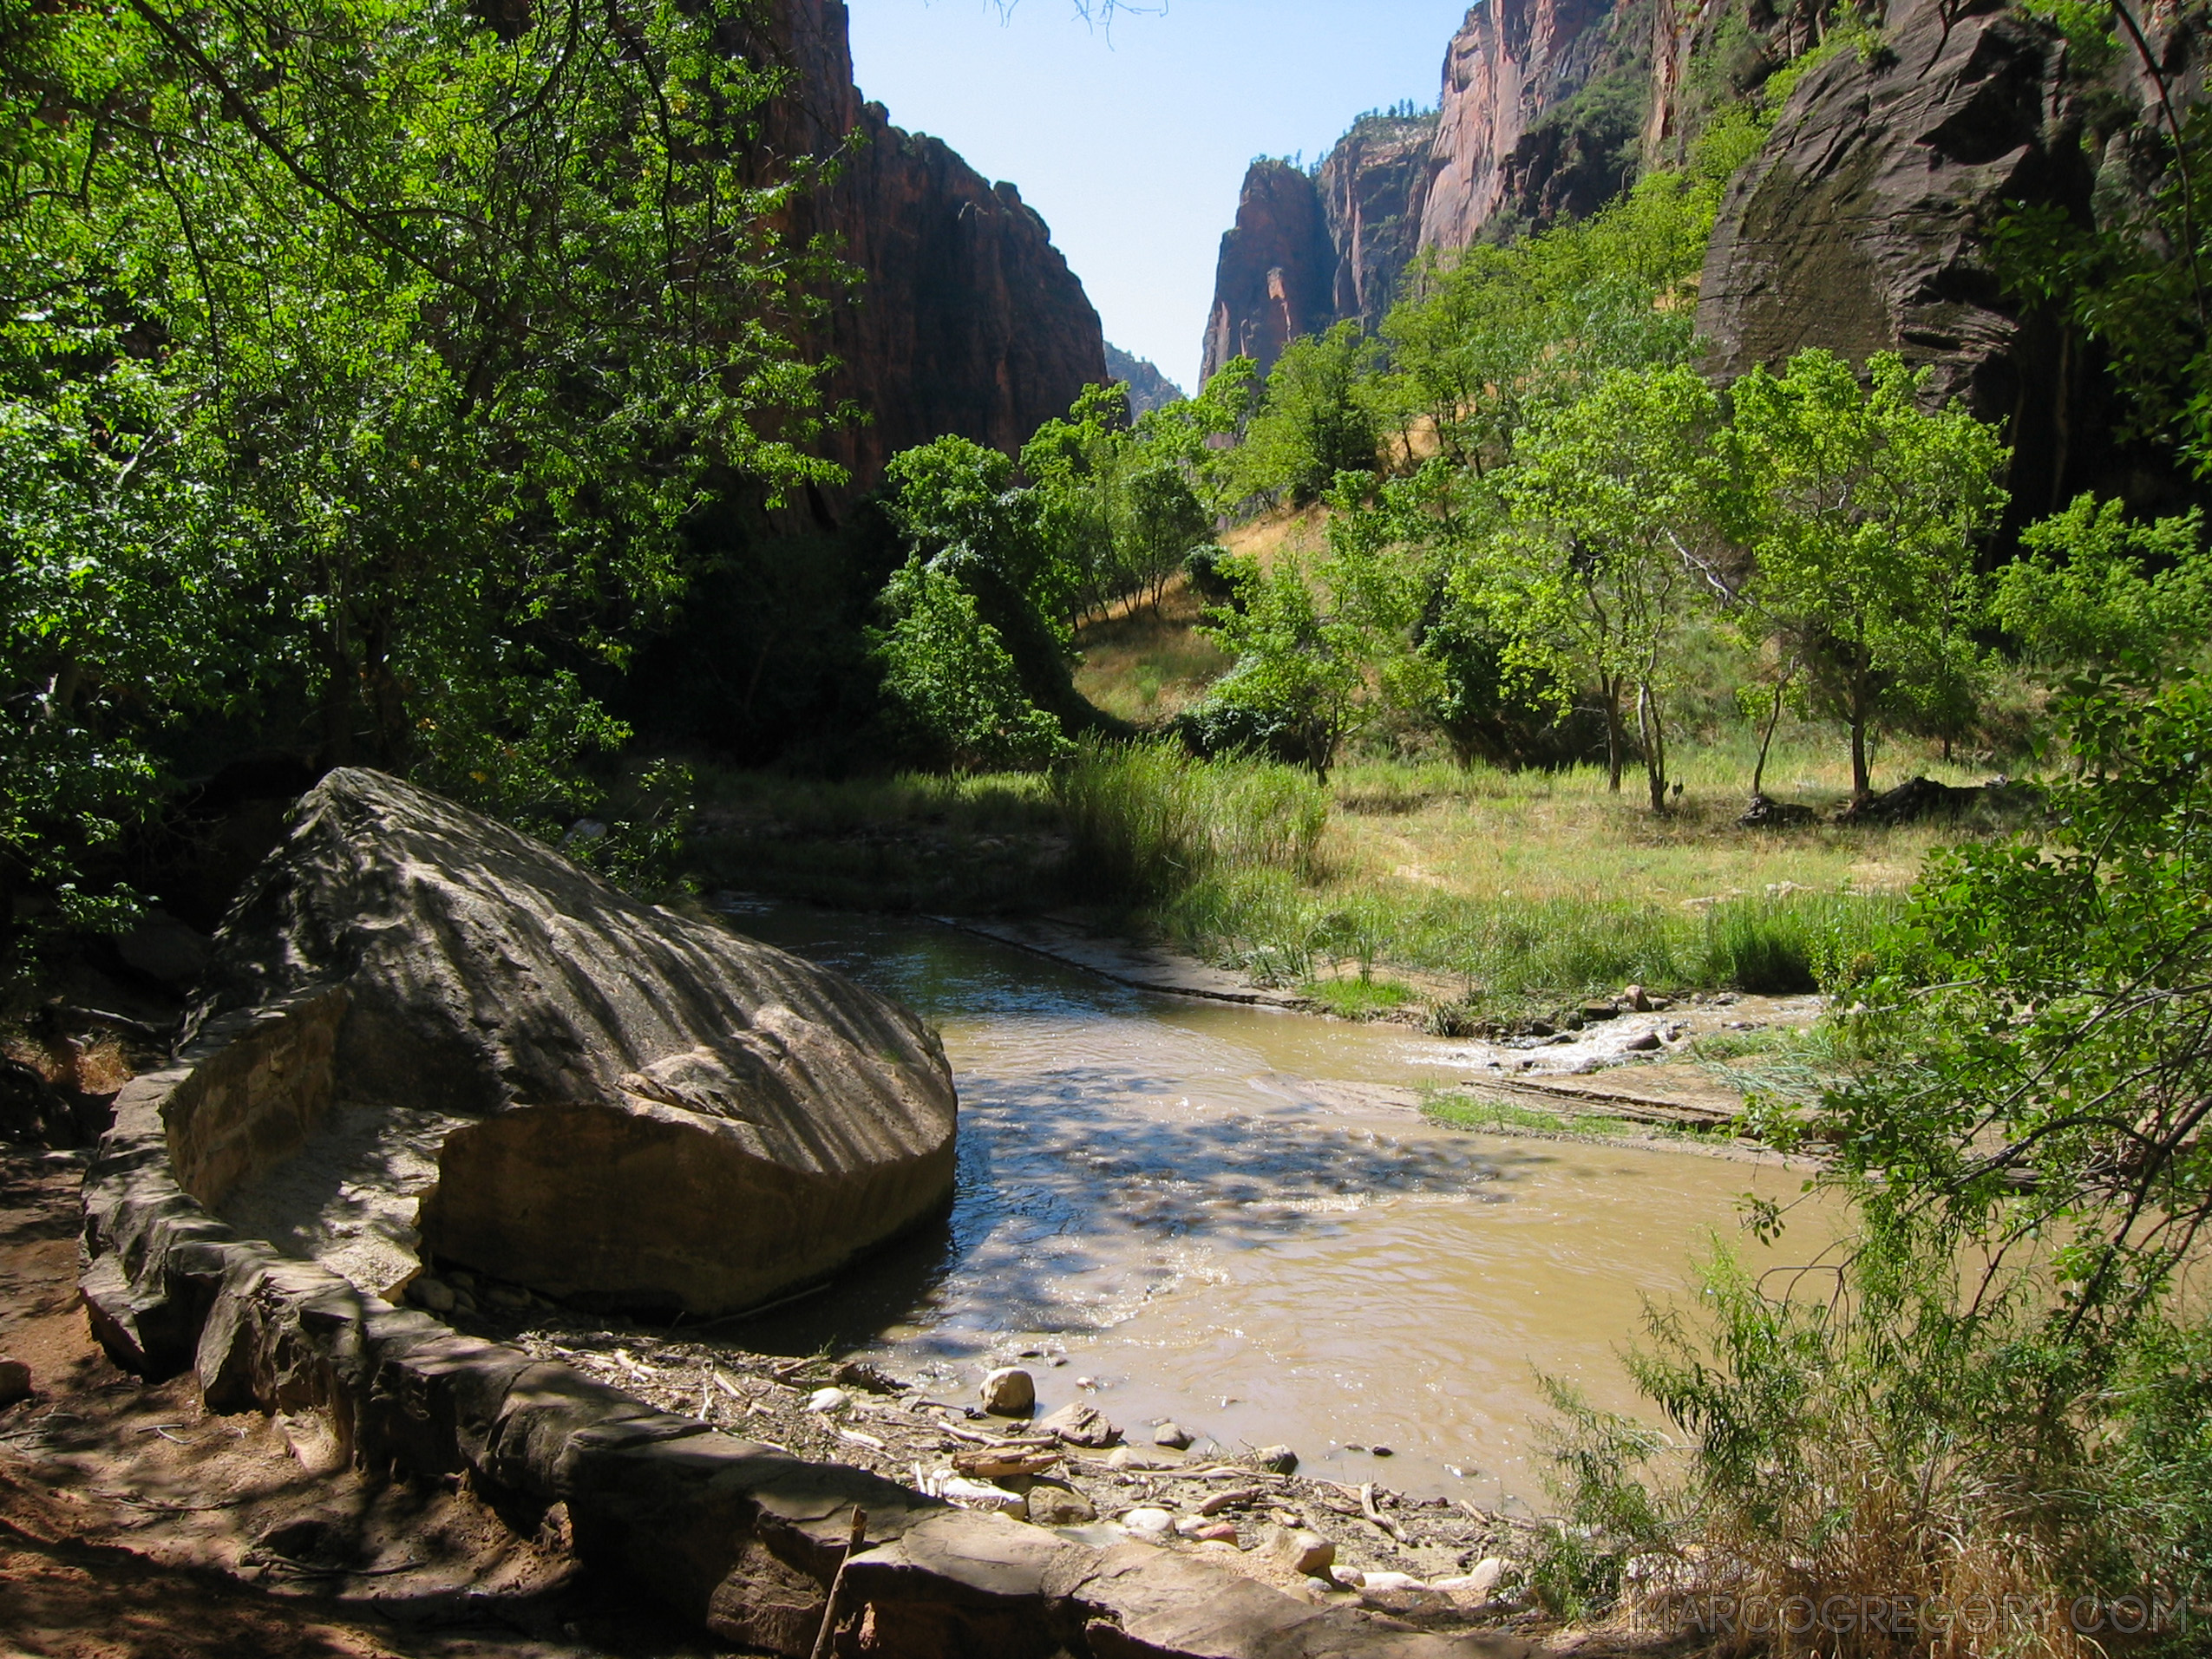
[180,767,957,1316]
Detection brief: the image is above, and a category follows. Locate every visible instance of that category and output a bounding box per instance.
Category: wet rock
[1023,1482,1096,1526]
[1263,1525,1334,1577]
[185,768,958,1316]
[1152,1421,1194,1450]
[1625,1032,1663,1053]
[1253,1444,1299,1474]
[1038,1399,1121,1447]
[1622,985,1652,1012]
[804,1387,851,1414]
[831,1358,902,1394]
[1369,1445,1393,1457]
[0,1360,29,1408]
[409,1277,455,1314]
[979,1367,1035,1415]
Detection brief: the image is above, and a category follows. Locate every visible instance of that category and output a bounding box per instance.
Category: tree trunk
[1751,678,1786,800]
[1638,682,1668,813]
[1849,704,1871,800]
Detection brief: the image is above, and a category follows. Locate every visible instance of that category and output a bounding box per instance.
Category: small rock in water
[410,1277,456,1314]
[0,1360,29,1408]
[1625,1031,1663,1052]
[1048,1355,1068,1367]
[1152,1421,1194,1450]
[1253,1444,1299,1475]
[1370,1444,1394,1457]
[1345,1443,1365,1452]
[804,1387,851,1414]
[1024,1482,1097,1525]
[1120,1506,1175,1539]
[1262,1525,1334,1577]
[1075,1375,1096,1389]
[979,1367,1036,1415]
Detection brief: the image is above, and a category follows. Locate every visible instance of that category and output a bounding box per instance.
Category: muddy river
[717,902,1827,1512]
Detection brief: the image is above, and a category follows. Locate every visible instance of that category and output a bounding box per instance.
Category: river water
[723,901,1823,1511]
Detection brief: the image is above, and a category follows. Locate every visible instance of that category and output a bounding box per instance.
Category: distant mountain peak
[1104,343,1187,415]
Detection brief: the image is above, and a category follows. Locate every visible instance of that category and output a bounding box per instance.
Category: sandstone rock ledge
[176,767,959,1316]
[78,1036,1536,1655]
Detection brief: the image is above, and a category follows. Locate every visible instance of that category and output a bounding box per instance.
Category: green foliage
[1,0,830,953]
[1486,365,1729,808]
[1234,323,1384,505]
[1196,547,1376,778]
[873,557,1069,773]
[1993,493,2211,673]
[1731,350,2009,796]
[1051,738,1328,905]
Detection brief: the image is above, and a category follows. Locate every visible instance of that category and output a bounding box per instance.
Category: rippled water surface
[723,904,1824,1507]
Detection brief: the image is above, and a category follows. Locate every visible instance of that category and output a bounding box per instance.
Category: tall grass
[1053,738,1328,903]
[1155,865,1909,998]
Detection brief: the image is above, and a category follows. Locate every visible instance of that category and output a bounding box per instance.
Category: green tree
[1116,462,1213,616]
[1198,550,1372,779]
[1731,350,2008,799]
[1,0,831,939]
[1235,323,1382,506]
[1489,366,1727,809]
[872,557,1067,773]
[1993,493,2212,675]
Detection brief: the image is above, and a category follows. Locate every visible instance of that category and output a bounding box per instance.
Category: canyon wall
[1199,0,1628,384]
[756,0,1106,513]
[1198,160,1342,384]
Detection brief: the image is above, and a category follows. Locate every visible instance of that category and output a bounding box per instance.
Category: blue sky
[846,0,1472,394]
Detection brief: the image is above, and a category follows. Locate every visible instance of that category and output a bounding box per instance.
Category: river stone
[182,767,958,1316]
[979,1367,1036,1415]
[1152,1420,1194,1450]
[1253,1444,1298,1474]
[1037,1399,1121,1447]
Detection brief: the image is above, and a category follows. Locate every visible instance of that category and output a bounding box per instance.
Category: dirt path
[0,1152,724,1659]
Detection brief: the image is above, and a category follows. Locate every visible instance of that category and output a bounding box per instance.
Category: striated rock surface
[184,768,958,1316]
[1418,0,1620,251]
[751,0,1105,506]
[1320,112,1442,329]
[1200,160,1341,385]
[1696,0,2106,514]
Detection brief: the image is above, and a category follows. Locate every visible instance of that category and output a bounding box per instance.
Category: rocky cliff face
[1198,0,1625,380]
[1199,160,1342,385]
[1418,0,1622,249]
[1319,113,1442,329]
[1695,0,2138,519]
[1105,343,1188,415]
[753,0,1106,510]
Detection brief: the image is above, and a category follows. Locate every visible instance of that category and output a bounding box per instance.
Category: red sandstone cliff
[752,0,1106,510]
[1320,113,1441,329]
[1199,159,1342,384]
[1197,0,1621,383]
[1417,0,1620,249]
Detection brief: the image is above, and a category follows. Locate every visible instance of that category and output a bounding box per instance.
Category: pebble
[1370,1445,1394,1457]
[410,1277,456,1314]
[1262,1525,1334,1577]
[1024,1483,1097,1526]
[1119,1506,1175,1539]
[1175,1519,1239,1544]
[1253,1444,1298,1474]
[979,1367,1035,1415]
[1152,1421,1194,1450]
[1038,1400,1122,1448]
[804,1388,851,1414]
[0,1360,29,1408]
